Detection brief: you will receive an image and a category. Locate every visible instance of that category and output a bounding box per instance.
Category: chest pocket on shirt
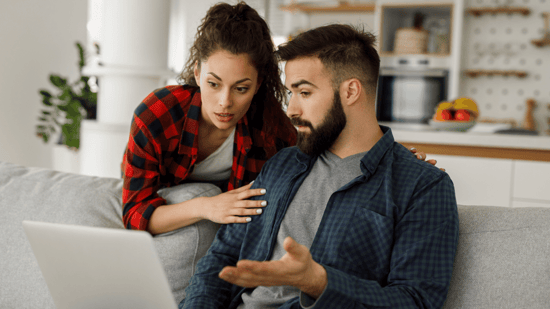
[339,206,394,280]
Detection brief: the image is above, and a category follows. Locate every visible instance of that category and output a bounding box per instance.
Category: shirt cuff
[299,285,328,308]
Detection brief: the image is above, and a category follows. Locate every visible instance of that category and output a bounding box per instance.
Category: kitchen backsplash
[460,0,550,133]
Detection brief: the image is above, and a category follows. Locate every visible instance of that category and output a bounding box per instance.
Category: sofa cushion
[0,161,220,308]
[155,183,221,303]
[443,205,550,309]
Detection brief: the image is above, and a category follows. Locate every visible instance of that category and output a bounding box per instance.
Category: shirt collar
[359,125,394,176]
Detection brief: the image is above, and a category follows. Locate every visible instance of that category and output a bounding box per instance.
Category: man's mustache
[290,117,313,130]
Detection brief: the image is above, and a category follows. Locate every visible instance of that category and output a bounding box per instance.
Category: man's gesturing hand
[219,237,328,299]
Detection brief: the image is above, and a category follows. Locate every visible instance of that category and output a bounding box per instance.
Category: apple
[455,109,471,121]
[436,109,453,121]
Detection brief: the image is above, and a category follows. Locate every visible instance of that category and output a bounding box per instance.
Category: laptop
[22,220,178,309]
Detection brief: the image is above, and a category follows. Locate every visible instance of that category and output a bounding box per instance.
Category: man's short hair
[277,24,380,96]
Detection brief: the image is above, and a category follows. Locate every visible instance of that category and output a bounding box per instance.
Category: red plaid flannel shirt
[122,85,296,230]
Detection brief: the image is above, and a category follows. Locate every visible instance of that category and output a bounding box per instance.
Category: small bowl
[429,119,477,132]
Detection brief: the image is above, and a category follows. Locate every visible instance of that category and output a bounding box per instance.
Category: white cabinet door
[512,160,550,202]
[427,154,513,207]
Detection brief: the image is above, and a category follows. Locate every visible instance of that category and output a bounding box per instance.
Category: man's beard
[290,91,347,157]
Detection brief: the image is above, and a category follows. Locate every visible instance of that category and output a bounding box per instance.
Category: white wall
[0,0,88,168]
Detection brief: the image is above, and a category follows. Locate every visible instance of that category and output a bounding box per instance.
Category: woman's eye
[236,87,249,93]
[286,90,293,97]
[208,81,218,88]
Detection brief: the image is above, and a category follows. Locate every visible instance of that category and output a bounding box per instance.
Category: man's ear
[341,78,362,106]
[194,61,200,82]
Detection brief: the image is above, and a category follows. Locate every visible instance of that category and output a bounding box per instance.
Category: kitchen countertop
[380,122,550,162]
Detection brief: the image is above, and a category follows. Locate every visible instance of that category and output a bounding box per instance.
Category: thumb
[283,237,304,257]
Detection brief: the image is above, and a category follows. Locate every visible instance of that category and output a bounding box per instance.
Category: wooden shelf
[280,1,375,14]
[380,52,451,57]
[463,70,528,78]
[467,7,531,16]
[532,34,550,47]
[399,143,550,162]
[532,13,550,47]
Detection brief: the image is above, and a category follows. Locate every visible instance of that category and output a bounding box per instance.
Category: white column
[81,0,173,178]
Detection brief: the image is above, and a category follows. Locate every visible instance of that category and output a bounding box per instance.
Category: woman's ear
[194,61,200,83]
[341,78,362,106]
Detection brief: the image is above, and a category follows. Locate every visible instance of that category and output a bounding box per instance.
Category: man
[180,24,459,309]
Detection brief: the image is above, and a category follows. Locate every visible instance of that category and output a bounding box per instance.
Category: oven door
[376,68,448,123]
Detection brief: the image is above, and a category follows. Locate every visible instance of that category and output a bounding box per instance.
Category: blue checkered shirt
[181,126,459,309]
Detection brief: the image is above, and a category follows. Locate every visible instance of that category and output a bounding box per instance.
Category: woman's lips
[215,113,234,122]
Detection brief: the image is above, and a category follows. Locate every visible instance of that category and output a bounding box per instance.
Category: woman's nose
[219,90,233,108]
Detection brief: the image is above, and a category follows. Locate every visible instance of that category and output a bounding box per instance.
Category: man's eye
[300,91,310,97]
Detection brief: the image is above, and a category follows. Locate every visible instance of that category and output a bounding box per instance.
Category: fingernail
[246,217,252,222]
[410,147,416,151]
[260,189,266,194]
[256,209,263,214]
[250,180,255,184]
[261,201,267,206]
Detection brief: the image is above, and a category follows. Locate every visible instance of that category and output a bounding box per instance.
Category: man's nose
[286,95,301,119]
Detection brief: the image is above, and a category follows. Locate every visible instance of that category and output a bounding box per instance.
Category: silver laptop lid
[22,220,178,309]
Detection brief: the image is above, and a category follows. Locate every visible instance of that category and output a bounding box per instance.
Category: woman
[122,1,435,235]
[122,2,296,234]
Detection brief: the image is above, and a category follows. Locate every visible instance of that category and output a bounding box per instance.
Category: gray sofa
[1,160,549,308]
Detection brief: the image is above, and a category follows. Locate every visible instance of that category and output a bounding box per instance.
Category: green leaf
[41,96,53,107]
[62,121,80,149]
[39,90,52,98]
[76,42,85,71]
[50,75,68,88]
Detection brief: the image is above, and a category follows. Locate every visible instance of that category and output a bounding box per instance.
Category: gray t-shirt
[238,150,365,309]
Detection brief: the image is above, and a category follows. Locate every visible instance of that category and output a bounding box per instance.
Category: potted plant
[36,42,97,150]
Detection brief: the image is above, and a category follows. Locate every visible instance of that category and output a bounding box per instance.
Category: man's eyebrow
[289,79,317,89]
[207,72,251,84]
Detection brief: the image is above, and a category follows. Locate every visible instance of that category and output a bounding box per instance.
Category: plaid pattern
[122,85,296,230]
[181,126,459,309]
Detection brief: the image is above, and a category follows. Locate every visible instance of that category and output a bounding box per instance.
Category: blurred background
[1,0,549,209]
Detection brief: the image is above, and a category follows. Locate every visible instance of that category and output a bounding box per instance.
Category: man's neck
[328,123,384,159]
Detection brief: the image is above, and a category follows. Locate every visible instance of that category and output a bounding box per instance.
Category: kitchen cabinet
[373,0,464,102]
[391,125,550,208]
[427,154,513,207]
[378,3,453,56]
[512,160,550,207]
[419,154,550,208]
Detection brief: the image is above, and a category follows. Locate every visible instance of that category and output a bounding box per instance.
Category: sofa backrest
[2,161,549,308]
[443,205,550,308]
[0,161,221,308]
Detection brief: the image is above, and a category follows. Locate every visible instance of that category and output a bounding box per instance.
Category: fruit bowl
[429,119,477,132]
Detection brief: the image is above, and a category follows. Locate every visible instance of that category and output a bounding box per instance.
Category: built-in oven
[376,64,448,124]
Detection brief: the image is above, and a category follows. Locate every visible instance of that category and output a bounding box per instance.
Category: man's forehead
[284,56,328,87]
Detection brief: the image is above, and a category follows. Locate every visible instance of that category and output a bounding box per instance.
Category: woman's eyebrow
[207,72,252,84]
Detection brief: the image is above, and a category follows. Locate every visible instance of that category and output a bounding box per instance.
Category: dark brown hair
[179,1,289,138]
[277,24,380,96]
